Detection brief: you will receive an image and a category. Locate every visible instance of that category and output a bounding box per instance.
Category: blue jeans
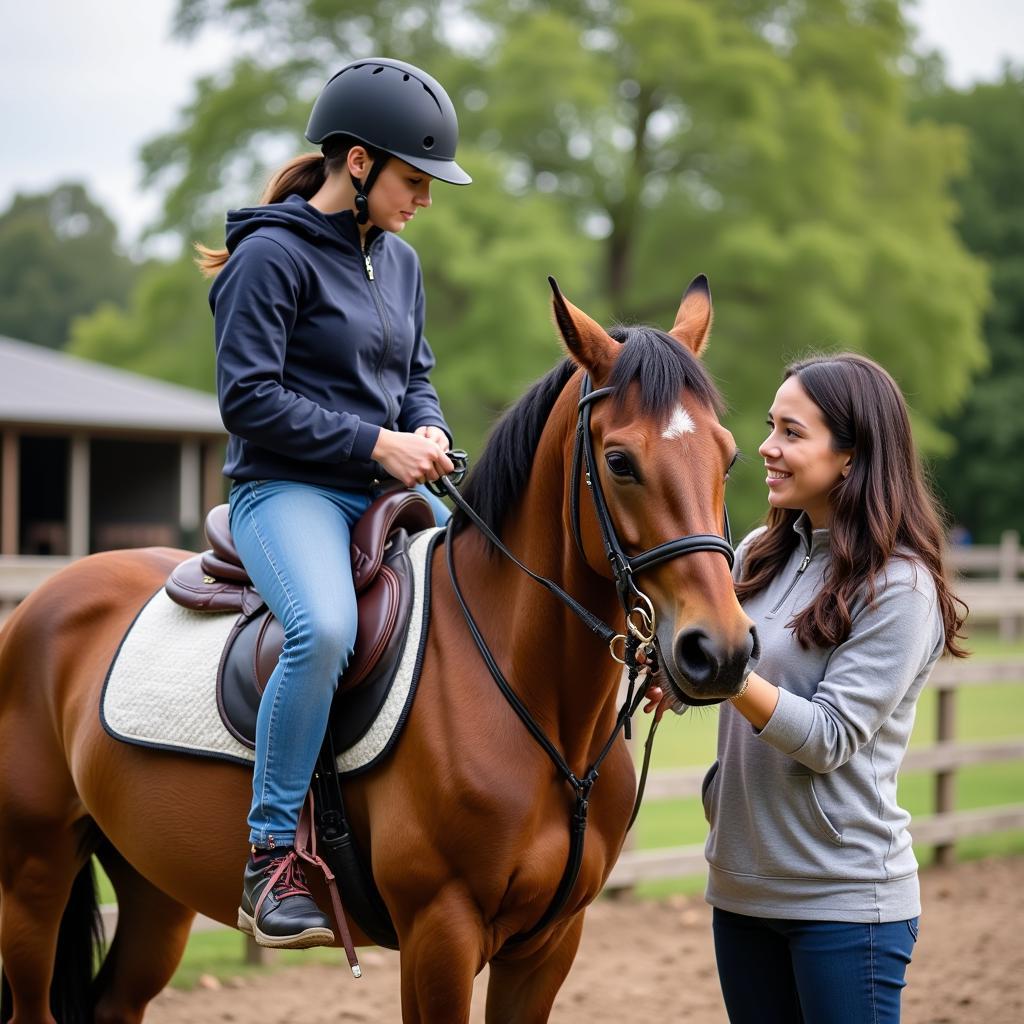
[713,908,918,1024]
[228,479,449,847]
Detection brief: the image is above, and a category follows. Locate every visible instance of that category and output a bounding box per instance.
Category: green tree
[0,183,138,349]
[131,0,987,526]
[913,70,1024,542]
[69,150,589,452]
[403,148,592,444]
[68,253,216,394]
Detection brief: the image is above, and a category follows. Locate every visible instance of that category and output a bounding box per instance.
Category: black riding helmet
[306,58,471,223]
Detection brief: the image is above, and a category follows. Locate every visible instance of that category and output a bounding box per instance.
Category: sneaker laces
[263,851,312,900]
[250,795,362,978]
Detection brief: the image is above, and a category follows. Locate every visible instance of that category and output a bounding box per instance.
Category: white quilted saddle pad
[101,527,439,775]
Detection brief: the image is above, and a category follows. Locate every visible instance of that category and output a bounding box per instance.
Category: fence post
[933,685,957,868]
[999,530,1021,642]
[244,934,271,966]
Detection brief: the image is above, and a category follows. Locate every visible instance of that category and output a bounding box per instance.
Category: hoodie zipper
[362,235,397,428]
[768,552,812,616]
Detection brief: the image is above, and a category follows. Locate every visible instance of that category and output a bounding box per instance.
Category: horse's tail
[0,858,105,1023]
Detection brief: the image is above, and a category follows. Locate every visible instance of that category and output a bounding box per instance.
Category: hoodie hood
[224,194,381,253]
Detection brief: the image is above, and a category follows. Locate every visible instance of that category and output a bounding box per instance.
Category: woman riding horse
[197,57,469,952]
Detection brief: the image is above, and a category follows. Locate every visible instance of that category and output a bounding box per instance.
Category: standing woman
[196,58,471,950]
[704,354,967,1022]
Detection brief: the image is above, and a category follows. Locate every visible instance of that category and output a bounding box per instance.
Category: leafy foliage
[0,184,138,349]
[81,1,991,532]
[68,254,216,393]
[913,71,1024,542]
[402,148,591,445]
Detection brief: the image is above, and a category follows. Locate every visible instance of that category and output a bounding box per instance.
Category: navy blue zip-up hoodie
[211,194,450,489]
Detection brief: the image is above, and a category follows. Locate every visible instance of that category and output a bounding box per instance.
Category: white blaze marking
[662,404,696,439]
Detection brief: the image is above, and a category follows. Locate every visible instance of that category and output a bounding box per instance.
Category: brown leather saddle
[165,488,437,754]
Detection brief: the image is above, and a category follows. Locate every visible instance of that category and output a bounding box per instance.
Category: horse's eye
[605,451,636,478]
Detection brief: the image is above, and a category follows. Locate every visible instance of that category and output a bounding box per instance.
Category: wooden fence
[3,531,1022,629]
[605,656,1024,887]
[0,555,73,619]
[947,530,1024,640]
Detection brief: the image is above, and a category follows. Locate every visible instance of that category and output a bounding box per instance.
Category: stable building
[0,335,226,558]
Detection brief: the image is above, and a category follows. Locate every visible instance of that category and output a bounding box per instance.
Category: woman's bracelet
[729,676,750,702]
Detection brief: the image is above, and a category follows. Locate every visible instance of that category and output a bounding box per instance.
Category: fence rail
[948,530,1024,640]
[948,530,1024,576]
[606,657,1024,888]
[3,532,1021,625]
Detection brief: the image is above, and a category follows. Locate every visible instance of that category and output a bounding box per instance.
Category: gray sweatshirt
[704,514,945,923]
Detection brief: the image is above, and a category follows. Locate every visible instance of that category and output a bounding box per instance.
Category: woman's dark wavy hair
[735,353,967,657]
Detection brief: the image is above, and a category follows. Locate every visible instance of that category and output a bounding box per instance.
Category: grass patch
[169,932,342,990]
[961,628,1024,660]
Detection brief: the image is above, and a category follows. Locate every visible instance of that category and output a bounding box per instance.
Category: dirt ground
[146,855,1023,1023]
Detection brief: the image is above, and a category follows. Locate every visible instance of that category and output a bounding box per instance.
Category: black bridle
[435,372,735,943]
[570,375,734,646]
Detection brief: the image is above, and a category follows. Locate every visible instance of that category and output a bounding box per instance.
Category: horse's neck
[452,390,625,767]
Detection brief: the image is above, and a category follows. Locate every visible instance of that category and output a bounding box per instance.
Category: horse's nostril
[674,628,720,687]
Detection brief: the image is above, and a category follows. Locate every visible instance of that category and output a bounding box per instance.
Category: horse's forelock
[606,325,724,424]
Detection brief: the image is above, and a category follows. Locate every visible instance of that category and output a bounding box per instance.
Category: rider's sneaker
[237,846,335,949]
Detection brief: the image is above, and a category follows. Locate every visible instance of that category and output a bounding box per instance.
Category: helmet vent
[423,135,435,149]
[372,67,383,75]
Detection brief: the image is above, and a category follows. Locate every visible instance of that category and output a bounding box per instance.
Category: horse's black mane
[451,325,723,541]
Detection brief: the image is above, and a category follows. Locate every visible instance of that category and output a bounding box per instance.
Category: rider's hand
[372,428,454,488]
[414,424,450,452]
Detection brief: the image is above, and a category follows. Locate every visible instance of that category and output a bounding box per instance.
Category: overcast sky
[2,0,1022,257]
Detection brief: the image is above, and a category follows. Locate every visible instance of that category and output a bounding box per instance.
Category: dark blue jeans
[713,908,918,1023]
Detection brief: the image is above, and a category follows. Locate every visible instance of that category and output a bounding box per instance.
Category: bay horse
[0,277,754,1023]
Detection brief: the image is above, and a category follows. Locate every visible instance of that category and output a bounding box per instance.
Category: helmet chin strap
[350,153,390,225]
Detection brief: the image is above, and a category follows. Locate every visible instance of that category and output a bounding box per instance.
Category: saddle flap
[218,526,421,754]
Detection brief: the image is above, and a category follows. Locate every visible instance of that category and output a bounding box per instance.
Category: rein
[435,373,734,943]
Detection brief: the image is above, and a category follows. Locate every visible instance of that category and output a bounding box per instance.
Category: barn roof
[0,335,225,436]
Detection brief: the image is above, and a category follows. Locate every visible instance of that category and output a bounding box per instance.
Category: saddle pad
[101,527,441,776]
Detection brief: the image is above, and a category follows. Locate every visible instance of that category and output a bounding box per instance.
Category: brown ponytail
[194,153,326,277]
[195,137,382,277]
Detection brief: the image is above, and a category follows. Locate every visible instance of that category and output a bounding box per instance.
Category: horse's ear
[669,274,713,357]
[548,277,619,374]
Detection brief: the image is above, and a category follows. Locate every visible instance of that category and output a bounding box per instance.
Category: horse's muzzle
[660,624,758,705]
